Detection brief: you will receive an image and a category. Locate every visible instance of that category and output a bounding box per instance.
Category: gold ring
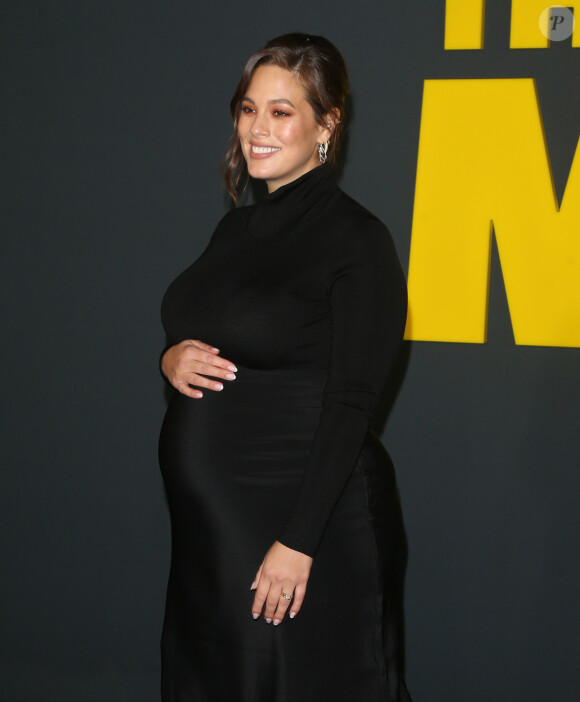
[280,591,293,601]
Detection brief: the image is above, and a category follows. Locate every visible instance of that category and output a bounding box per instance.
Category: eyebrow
[241,97,296,108]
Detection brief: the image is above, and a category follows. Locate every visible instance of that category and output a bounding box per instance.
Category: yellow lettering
[444,0,486,49]
[405,79,580,347]
[510,1,580,48]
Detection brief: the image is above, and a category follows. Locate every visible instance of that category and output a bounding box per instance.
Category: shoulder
[320,190,406,299]
[212,206,249,235]
[327,190,396,257]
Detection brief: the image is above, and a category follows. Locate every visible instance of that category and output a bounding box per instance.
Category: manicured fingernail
[289,612,296,619]
[226,373,236,380]
[214,383,223,391]
[273,619,281,626]
[265,618,272,624]
[252,613,259,620]
[250,581,256,590]
[227,364,237,372]
[194,392,202,398]
[212,347,220,352]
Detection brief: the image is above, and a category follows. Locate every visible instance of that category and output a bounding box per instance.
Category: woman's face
[238,65,331,193]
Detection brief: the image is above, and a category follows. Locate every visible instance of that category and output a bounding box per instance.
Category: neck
[246,164,337,238]
[266,161,322,194]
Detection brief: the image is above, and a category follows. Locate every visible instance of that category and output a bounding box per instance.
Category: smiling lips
[250,144,281,157]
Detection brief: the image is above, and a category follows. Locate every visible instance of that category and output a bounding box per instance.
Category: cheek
[279,120,315,148]
[236,119,247,140]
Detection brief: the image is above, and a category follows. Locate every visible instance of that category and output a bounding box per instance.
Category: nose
[250,110,269,137]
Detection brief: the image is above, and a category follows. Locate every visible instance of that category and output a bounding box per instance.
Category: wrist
[159,343,175,384]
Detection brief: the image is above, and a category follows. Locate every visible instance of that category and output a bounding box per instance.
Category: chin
[247,164,277,181]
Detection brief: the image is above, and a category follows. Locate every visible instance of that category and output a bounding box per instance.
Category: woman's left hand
[250,541,313,625]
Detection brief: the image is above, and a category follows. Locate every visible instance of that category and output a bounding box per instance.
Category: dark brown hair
[221,33,350,203]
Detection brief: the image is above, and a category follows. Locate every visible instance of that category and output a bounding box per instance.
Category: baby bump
[158,366,327,495]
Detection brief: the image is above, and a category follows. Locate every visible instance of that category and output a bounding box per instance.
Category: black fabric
[159,165,412,701]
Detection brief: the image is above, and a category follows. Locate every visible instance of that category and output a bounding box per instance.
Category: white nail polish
[214,383,223,390]
[226,373,236,380]
[228,365,237,372]
[265,618,272,624]
[252,613,259,620]
[289,612,296,619]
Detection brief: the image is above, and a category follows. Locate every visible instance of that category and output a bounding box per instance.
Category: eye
[273,109,290,117]
[240,104,255,114]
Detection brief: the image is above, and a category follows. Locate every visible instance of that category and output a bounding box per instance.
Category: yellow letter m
[405,79,580,347]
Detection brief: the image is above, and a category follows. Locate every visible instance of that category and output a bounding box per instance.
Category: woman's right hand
[161,339,237,399]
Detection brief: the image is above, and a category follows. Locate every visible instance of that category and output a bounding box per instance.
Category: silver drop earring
[318,140,329,164]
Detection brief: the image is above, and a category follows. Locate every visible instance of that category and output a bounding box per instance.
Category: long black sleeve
[277,219,407,556]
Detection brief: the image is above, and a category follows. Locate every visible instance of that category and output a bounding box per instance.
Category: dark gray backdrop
[1,1,579,700]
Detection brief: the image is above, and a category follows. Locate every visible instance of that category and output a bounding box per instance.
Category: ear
[318,108,341,144]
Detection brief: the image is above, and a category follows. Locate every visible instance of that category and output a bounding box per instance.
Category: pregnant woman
[158,32,412,702]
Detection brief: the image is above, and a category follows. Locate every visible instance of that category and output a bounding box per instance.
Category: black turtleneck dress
[158,166,412,702]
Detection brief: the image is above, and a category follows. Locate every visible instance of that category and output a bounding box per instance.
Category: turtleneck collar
[246,164,338,238]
